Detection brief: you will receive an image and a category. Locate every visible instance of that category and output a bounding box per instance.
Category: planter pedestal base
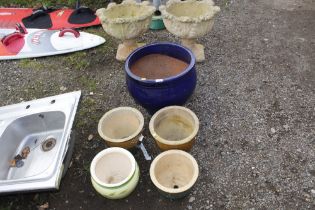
[116,40,145,61]
[181,39,204,62]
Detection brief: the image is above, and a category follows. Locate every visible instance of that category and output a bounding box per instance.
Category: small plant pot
[90,147,140,199]
[150,149,199,199]
[149,106,199,151]
[98,107,144,149]
[150,14,165,30]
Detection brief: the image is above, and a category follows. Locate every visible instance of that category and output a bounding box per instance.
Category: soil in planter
[130,54,189,80]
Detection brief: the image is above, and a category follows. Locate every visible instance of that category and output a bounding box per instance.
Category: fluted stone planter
[160,0,220,62]
[96,0,155,61]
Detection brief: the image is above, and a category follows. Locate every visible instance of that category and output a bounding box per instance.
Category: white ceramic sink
[0,91,81,194]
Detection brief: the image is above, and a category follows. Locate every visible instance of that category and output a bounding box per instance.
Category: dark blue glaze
[125,42,197,114]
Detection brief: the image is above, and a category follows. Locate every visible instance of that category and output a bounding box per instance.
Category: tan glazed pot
[98,107,144,149]
[149,106,199,151]
[160,0,220,62]
[96,0,155,61]
[150,150,199,199]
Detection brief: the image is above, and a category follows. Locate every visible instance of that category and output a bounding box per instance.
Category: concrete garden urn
[96,0,155,61]
[159,0,220,62]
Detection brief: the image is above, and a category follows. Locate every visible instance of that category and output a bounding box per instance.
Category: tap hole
[50,99,56,104]
[173,185,179,189]
[26,105,30,109]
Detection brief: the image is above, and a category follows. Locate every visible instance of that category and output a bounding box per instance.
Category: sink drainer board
[0,91,81,194]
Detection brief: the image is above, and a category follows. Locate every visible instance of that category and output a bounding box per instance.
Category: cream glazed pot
[150,150,199,199]
[96,0,155,61]
[160,0,220,62]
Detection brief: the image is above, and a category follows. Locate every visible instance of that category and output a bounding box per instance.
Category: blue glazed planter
[125,42,197,114]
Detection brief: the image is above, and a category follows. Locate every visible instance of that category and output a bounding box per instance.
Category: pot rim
[149,106,199,146]
[96,1,155,24]
[159,0,220,24]
[150,149,199,194]
[98,107,144,143]
[125,42,196,84]
[90,147,136,188]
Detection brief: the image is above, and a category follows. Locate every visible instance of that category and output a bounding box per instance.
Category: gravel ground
[0,0,314,209]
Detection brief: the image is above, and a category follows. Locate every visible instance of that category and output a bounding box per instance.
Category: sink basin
[0,91,81,194]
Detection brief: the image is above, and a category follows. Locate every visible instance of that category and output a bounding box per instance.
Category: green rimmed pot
[90,147,140,199]
[150,149,199,199]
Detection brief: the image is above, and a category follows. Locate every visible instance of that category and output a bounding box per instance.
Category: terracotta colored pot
[90,147,140,199]
[149,106,199,151]
[150,150,199,199]
[98,107,144,149]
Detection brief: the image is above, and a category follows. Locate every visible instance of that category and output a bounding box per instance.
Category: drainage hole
[46,141,52,148]
[26,105,30,109]
[173,185,179,189]
[42,138,57,152]
[50,99,56,104]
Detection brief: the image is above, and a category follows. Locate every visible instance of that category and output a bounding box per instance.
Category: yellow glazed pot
[149,106,199,151]
[98,107,144,149]
[150,150,199,199]
[90,147,140,199]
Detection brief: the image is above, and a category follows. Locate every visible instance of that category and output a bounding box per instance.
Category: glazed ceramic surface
[160,0,220,61]
[98,107,144,149]
[96,0,155,61]
[149,106,199,151]
[125,42,196,114]
[90,147,140,199]
[149,15,165,30]
[150,150,199,199]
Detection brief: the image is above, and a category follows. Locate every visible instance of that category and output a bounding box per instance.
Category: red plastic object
[0,8,100,30]
[1,32,25,46]
[59,28,80,38]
